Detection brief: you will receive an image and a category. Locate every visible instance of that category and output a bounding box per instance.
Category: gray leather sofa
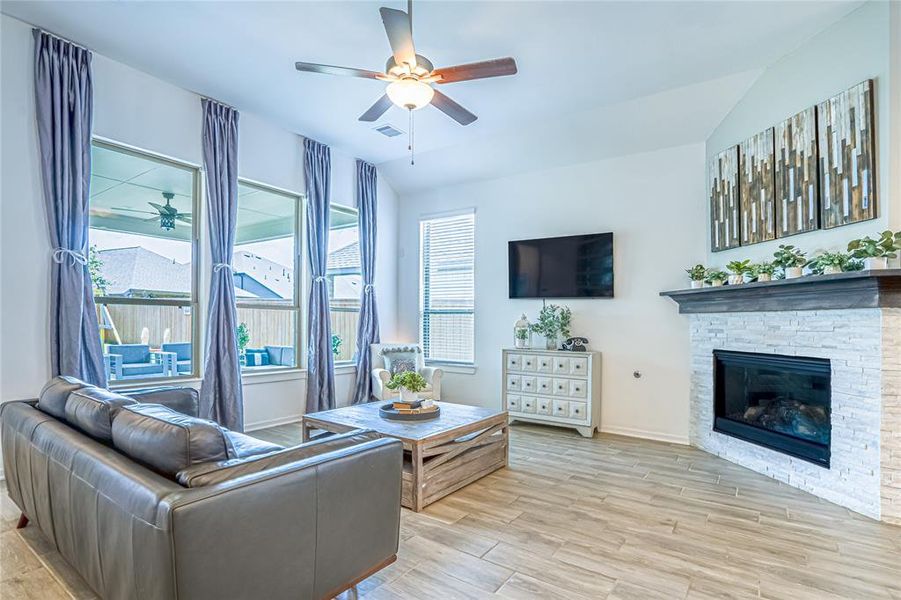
[1,377,403,600]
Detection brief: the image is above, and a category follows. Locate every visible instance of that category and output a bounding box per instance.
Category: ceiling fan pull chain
[409,107,415,166]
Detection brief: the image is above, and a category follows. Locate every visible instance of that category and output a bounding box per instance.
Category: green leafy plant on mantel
[385,371,428,394]
[750,262,777,277]
[772,244,807,269]
[726,260,752,276]
[847,231,901,259]
[530,304,572,340]
[705,270,728,285]
[685,264,707,281]
[807,251,852,275]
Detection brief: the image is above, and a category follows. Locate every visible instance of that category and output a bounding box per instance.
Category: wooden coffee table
[302,402,509,512]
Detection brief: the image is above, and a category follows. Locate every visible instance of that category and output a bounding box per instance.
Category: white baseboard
[600,425,689,446]
[245,415,303,432]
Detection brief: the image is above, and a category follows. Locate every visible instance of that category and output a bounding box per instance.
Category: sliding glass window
[89,140,200,383]
[235,180,302,371]
[328,205,361,364]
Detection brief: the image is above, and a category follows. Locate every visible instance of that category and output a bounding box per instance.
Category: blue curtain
[351,160,380,404]
[34,29,106,387]
[199,99,244,431]
[304,138,335,413]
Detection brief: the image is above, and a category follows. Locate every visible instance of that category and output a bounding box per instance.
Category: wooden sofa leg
[16,513,29,529]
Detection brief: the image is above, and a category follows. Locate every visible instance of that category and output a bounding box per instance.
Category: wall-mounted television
[508,232,614,299]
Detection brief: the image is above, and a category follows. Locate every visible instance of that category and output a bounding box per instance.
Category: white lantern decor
[513,314,532,349]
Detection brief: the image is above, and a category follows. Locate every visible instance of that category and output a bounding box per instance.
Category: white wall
[0,14,399,430]
[396,144,707,444]
[706,1,897,266]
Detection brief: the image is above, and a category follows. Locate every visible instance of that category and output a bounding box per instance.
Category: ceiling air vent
[373,124,404,138]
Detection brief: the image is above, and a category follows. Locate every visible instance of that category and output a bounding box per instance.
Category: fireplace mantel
[660,269,901,314]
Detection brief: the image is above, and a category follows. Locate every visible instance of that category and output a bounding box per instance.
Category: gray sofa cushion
[125,386,200,418]
[65,387,137,442]
[176,429,382,487]
[37,375,89,420]
[112,404,229,478]
[222,429,283,459]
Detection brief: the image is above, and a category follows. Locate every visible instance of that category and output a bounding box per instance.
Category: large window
[89,140,199,382]
[328,205,361,363]
[235,180,301,371]
[420,211,475,364]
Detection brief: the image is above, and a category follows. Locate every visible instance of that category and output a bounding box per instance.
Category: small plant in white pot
[385,371,428,404]
[751,262,776,282]
[808,251,851,275]
[685,264,707,289]
[705,270,728,287]
[726,260,752,285]
[847,231,901,270]
[773,244,807,279]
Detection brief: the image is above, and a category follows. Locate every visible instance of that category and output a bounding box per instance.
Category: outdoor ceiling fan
[112,192,191,231]
[294,0,517,162]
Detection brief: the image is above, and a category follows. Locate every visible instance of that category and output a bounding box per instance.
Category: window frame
[234,177,305,373]
[328,204,361,366]
[418,208,476,367]
[90,137,202,386]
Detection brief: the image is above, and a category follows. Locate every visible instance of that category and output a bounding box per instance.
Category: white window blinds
[420,211,475,364]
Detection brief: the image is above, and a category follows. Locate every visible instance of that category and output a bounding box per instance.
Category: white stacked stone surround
[689,308,901,523]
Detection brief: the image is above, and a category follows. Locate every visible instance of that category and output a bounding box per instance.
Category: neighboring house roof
[327,240,360,272]
[98,247,191,297]
[233,250,292,299]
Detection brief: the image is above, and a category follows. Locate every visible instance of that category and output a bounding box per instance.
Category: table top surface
[303,401,506,441]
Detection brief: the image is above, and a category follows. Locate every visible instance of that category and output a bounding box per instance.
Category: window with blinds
[420,211,475,364]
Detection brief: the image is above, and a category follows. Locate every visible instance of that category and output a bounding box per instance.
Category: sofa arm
[163,437,402,600]
[125,386,199,417]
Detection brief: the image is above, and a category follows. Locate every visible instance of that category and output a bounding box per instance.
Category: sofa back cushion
[37,375,90,420]
[124,386,200,418]
[106,344,151,364]
[112,404,229,478]
[65,387,137,442]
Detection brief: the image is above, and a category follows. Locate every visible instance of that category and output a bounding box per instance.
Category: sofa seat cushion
[121,362,165,377]
[37,376,90,420]
[176,429,382,487]
[223,429,283,459]
[112,404,229,478]
[65,387,137,442]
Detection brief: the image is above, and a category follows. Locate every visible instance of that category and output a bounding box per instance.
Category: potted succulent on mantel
[773,244,807,279]
[847,231,901,270]
[685,264,707,289]
[531,303,573,350]
[751,262,777,283]
[726,260,752,285]
[808,251,851,275]
[705,269,728,287]
[385,371,428,404]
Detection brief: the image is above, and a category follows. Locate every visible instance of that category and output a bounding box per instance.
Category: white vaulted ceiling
[2,1,862,192]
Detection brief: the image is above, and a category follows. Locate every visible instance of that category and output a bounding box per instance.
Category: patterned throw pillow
[381,346,420,375]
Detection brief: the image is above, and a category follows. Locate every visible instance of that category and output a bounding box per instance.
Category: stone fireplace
[663,271,901,524]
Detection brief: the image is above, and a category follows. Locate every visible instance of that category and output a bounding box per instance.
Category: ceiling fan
[112,192,191,231]
[294,0,517,131]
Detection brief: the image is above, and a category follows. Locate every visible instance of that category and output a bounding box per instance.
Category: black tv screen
[508,232,614,298]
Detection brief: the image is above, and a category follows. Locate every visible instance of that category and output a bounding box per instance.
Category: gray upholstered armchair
[370,343,443,401]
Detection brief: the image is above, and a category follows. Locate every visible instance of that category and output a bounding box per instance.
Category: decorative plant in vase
[385,371,428,404]
[331,334,343,357]
[685,264,707,289]
[773,244,807,279]
[726,260,752,285]
[531,303,572,350]
[705,270,728,287]
[847,231,901,270]
[807,251,851,275]
[750,262,776,283]
[236,322,250,355]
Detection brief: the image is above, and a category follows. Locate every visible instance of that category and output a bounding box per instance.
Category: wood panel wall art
[709,146,740,252]
[817,80,876,228]
[775,107,819,236]
[739,129,776,245]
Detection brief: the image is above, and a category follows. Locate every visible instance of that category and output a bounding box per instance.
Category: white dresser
[502,348,601,438]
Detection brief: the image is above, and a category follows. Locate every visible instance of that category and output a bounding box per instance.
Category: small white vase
[864,257,888,270]
[708,279,724,287]
[784,266,803,279]
[728,274,744,285]
[690,280,704,289]
[399,388,419,404]
[823,265,843,275]
[757,273,772,283]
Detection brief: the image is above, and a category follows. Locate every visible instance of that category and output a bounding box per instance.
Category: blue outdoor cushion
[265,345,295,367]
[162,343,192,361]
[107,344,151,364]
[121,362,166,377]
[244,350,269,367]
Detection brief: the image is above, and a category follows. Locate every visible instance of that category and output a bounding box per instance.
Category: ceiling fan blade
[295,62,383,80]
[379,7,416,69]
[147,202,168,213]
[433,58,518,84]
[110,207,158,215]
[431,90,477,126]
[176,215,192,223]
[359,94,393,122]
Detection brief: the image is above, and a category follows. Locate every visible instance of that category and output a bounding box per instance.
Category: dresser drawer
[552,378,570,396]
[569,401,588,421]
[569,380,587,399]
[506,394,521,411]
[552,399,570,418]
[521,354,537,371]
[506,353,522,371]
[521,396,536,414]
[536,397,552,415]
[506,374,521,391]
[569,356,588,376]
[521,376,537,394]
[537,377,553,394]
[536,355,553,373]
[553,357,570,374]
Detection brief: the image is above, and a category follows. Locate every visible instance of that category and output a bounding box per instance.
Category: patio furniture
[244,345,296,368]
[161,342,192,374]
[370,343,443,401]
[104,344,177,380]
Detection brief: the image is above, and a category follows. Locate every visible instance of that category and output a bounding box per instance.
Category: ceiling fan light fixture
[386,78,434,110]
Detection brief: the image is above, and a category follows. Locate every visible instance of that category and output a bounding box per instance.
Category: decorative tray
[379,402,441,421]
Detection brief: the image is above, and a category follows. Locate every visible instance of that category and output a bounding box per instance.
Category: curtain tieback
[313,276,326,283]
[213,263,233,273]
[364,284,375,293]
[52,248,88,267]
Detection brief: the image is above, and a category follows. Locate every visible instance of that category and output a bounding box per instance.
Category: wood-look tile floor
[3,422,900,599]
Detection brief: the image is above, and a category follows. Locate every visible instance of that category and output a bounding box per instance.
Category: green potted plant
[750,262,777,283]
[726,260,752,285]
[847,231,901,270]
[685,264,707,289]
[773,244,807,279]
[236,322,250,355]
[807,251,851,275]
[385,371,428,404]
[705,269,728,287]
[331,334,343,357]
[530,303,572,350]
